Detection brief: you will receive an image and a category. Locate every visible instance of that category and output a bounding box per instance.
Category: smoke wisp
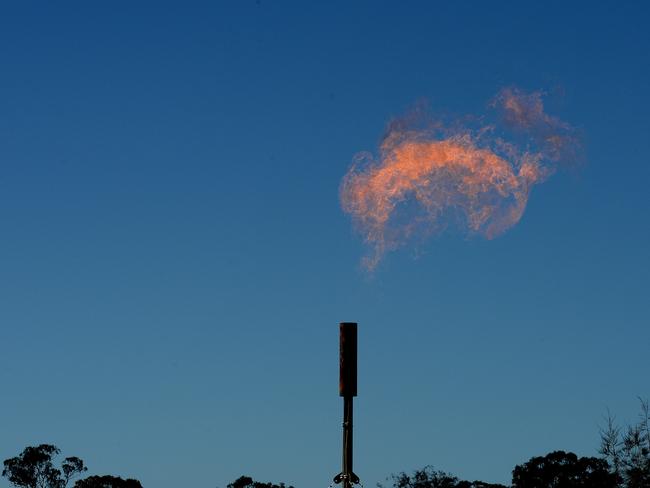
[340,88,580,270]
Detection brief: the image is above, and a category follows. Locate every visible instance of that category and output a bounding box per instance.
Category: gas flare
[340,88,579,269]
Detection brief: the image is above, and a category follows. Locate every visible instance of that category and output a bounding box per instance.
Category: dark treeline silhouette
[74,476,143,488]
[380,399,649,488]
[379,466,508,488]
[511,451,615,487]
[227,475,295,488]
[1,444,142,488]
[3,400,648,488]
[382,452,615,488]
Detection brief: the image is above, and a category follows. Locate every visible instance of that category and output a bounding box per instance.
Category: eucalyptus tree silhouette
[73,475,142,488]
[381,467,459,488]
[3,445,143,488]
[456,483,510,488]
[511,450,617,488]
[227,475,294,488]
[2,444,87,488]
[379,466,507,488]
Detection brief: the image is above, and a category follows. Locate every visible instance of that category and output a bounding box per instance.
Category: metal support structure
[334,323,360,488]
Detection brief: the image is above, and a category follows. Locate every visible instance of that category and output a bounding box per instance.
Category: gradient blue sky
[1,2,649,487]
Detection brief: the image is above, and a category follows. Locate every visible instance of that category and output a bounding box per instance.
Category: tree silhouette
[382,467,459,488]
[456,482,509,488]
[511,450,617,488]
[2,444,87,488]
[600,398,650,488]
[73,475,143,488]
[227,475,294,488]
[380,466,507,488]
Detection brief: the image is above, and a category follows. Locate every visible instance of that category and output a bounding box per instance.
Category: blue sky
[1,2,649,487]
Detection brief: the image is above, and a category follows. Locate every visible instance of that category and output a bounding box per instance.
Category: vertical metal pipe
[342,396,353,488]
[335,322,359,488]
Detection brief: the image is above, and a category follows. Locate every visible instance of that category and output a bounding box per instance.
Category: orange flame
[341,88,579,269]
